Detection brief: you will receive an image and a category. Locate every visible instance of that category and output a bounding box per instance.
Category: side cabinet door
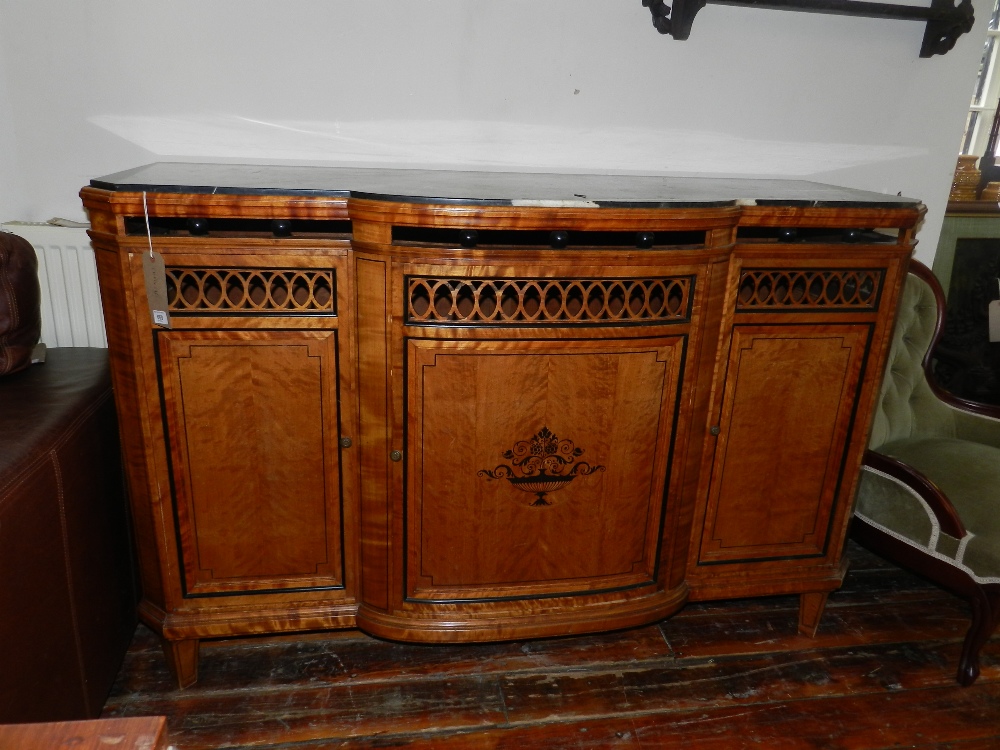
[157,329,346,596]
[699,324,871,564]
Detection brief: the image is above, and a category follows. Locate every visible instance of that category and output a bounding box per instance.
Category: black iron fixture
[642,0,974,57]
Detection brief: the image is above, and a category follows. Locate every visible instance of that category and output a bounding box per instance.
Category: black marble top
[90,163,922,209]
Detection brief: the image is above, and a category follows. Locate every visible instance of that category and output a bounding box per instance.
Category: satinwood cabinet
[81,164,923,686]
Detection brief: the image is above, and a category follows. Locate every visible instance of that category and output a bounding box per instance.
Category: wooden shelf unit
[81,164,923,687]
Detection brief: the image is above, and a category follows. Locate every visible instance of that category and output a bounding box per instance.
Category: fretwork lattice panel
[165,268,336,315]
[737,269,883,311]
[406,276,692,326]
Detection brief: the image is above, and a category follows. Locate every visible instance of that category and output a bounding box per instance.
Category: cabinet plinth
[81,164,923,686]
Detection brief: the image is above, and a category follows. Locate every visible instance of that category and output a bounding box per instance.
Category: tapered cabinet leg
[162,638,199,689]
[798,591,830,637]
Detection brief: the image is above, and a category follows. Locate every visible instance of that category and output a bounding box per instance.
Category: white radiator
[1,222,107,348]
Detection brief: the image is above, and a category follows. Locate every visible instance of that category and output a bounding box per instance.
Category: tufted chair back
[868,262,957,449]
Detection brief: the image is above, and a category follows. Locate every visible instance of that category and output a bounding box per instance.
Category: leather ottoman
[0,347,137,722]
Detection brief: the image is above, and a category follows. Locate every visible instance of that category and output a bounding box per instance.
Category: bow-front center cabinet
[81,164,923,687]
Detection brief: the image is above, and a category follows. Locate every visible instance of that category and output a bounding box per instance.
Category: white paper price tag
[140,191,171,329]
[142,248,171,329]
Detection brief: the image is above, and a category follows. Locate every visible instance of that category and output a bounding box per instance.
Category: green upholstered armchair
[853,259,1000,686]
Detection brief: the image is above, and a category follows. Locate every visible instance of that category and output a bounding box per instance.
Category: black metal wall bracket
[642,0,974,56]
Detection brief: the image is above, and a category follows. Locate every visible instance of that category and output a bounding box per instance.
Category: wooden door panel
[699,325,870,564]
[405,337,685,601]
[158,330,344,595]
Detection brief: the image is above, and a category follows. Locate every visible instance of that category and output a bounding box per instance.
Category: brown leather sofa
[0,231,137,722]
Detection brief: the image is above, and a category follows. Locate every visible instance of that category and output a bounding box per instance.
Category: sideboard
[81,164,924,687]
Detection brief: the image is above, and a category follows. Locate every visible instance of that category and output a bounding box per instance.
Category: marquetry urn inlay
[478,427,606,507]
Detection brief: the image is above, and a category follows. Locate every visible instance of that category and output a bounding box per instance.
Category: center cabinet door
[404,335,686,602]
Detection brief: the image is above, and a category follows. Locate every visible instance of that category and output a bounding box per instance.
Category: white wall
[0,45,26,222]
[0,0,991,262]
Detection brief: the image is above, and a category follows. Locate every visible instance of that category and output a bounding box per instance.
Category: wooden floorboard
[101,543,1000,749]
